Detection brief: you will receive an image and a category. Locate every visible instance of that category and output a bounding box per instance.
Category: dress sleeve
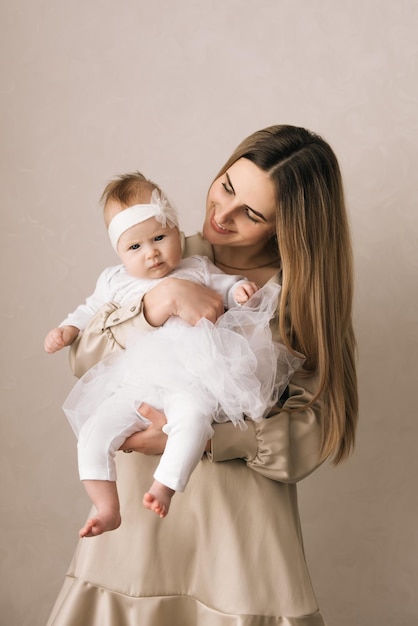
[208,368,323,483]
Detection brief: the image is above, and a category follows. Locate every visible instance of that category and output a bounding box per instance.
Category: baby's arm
[44,325,80,354]
[233,281,259,305]
[198,257,259,307]
[44,266,118,355]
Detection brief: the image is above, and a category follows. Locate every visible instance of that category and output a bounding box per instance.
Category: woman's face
[203,158,277,248]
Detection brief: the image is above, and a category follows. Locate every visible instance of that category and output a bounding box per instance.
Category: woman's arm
[70,278,226,377]
[142,278,225,327]
[124,372,323,484]
[208,369,323,483]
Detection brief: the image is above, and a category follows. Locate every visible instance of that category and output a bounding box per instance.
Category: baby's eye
[129,243,140,250]
[154,235,164,242]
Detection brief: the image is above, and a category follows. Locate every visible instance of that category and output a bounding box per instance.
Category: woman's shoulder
[181,232,214,260]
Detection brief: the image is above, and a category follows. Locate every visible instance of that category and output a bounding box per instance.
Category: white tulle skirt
[64,283,304,436]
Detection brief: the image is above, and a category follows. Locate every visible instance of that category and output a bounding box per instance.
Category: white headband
[108,189,179,251]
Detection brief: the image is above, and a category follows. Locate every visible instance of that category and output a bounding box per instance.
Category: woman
[47,125,358,625]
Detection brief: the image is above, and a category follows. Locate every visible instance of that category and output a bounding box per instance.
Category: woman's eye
[221,181,234,195]
[154,235,164,242]
[129,243,140,250]
[244,208,259,224]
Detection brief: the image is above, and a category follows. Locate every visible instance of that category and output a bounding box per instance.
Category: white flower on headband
[150,189,179,230]
[108,189,179,252]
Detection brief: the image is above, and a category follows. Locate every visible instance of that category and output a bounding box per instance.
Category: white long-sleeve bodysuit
[60,256,244,331]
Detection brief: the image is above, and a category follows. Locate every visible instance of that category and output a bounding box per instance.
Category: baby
[45,172,299,536]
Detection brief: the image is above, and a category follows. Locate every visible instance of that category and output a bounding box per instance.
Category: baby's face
[117,217,183,280]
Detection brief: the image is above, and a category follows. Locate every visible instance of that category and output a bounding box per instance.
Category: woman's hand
[119,404,168,456]
[119,402,213,455]
[142,278,224,327]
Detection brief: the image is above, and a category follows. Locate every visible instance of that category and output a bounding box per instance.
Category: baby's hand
[234,281,260,305]
[44,326,79,353]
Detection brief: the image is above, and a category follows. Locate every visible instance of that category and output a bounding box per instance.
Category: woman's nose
[216,201,237,224]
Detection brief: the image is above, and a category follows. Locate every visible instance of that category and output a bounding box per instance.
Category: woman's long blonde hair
[216,125,358,464]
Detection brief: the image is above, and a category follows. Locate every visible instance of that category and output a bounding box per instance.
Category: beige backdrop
[1,1,417,625]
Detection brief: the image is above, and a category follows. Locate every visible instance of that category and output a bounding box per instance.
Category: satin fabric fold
[47,454,326,625]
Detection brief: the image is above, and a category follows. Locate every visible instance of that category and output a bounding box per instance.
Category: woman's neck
[212,245,279,272]
[213,244,280,285]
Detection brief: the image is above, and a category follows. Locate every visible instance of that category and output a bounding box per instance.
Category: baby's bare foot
[79,510,121,538]
[143,482,175,518]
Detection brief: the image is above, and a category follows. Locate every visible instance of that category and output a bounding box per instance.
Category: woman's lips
[210,214,233,235]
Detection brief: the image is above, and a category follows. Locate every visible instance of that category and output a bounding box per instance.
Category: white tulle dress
[63,282,303,492]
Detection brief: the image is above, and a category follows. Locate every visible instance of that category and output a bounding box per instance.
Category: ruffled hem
[47,577,327,626]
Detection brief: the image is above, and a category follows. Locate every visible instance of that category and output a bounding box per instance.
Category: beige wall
[1,1,417,624]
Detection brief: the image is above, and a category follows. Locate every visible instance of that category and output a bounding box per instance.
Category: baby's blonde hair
[101,171,163,227]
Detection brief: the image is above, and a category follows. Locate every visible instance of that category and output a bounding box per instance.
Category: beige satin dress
[47,235,327,626]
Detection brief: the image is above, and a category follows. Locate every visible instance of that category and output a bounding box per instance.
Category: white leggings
[77,388,214,492]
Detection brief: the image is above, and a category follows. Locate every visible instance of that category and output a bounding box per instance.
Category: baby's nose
[148,247,160,258]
